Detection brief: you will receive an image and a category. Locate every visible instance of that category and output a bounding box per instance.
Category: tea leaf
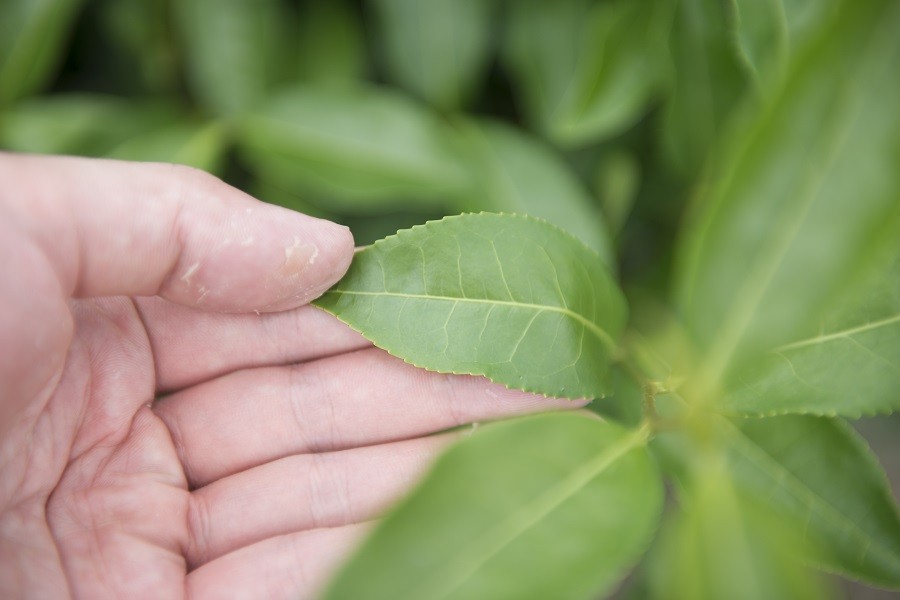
[0,94,175,156]
[106,121,228,174]
[237,84,468,209]
[323,414,661,600]
[503,0,670,146]
[453,119,613,265]
[175,0,289,115]
[723,231,900,416]
[0,0,84,105]
[724,415,900,586]
[315,213,627,399]
[373,0,493,109]
[676,1,900,390]
[647,462,835,600]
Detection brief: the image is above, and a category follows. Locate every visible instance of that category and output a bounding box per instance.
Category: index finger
[1,153,353,312]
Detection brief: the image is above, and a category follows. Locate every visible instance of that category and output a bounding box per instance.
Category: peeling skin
[282,236,318,276]
[196,285,210,305]
[181,262,200,285]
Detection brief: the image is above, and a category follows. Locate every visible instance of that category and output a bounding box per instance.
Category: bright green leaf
[314,213,627,399]
[373,0,494,110]
[675,1,900,392]
[105,120,228,174]
[0,94,175,156]
[324,413,661,600]
[503,0,671,147]
[647,457,836,600]
[722,232,900,416]
[296,0,366,83]
[723,415,900,587]
[0,0,84,105]
[175,0,290,115]
[452,119,613,265]
[236,83,468,211]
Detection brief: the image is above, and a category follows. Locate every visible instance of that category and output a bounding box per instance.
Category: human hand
[0,154,585,599]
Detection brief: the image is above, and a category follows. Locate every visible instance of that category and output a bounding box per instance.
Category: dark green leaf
[373,0,494,110]
[314,213,627,399]
[452,119,613,264]
[675,1,900,393]
[175,0,290,115]
[0,0,84,105]
[660,0,751,176]
[503,0,671,146]
[324,413,661,600]
[296,0,366,83]
[723,415,900,586]
[236,83,468,210]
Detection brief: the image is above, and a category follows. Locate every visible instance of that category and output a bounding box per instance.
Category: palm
[0,156,580,599]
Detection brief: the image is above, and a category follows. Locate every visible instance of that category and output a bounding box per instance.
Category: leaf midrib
[321,288,616,351]
[410,423,650,600]
[775,313,900,352]
[722,418,900,575]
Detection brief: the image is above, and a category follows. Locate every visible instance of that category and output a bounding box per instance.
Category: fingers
[154,348,588,487]
[135,298,369,392]
[187,523,370,600]
[186,434,451,567]
[1,154,353,312]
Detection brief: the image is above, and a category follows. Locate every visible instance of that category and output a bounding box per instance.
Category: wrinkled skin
[0,155,582,599]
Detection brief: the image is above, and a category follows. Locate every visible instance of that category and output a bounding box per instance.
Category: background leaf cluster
[2,1,899,599]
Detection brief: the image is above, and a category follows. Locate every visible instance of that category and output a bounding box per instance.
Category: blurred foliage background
[1,0,898,597]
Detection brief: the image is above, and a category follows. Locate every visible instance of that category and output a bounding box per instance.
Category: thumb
[2,154,353,312]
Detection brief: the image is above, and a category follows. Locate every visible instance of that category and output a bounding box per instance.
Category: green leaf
[732,0,840,86]
[646,458,836,600]
[660,0,751,176]
[372,0,494,110]
[296,1,366,83]
[723,415,900,587]
[314,213,627,399]
[675,1,900,392]
[452,119,613,265]
[105,120,228,174]
[593,149,640,235]
[236,83,468,210]
[0,0,84,105]
[722,230,900,416]
[324,413,661,600]
[99,0,177,93]
[175,0,289,115]
[503,0,671,147]
[0,94,175,156]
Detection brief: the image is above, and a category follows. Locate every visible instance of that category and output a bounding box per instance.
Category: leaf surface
[453,119,613,264]
[315,213,627,399]
[175,0,289,115]
[372,0,493,109]
[723,415,900,586]
[236,84,468,209]
[503,0,670,146]
[323,413,661,600]
[675,1,900,389]
[0,0,84,105]
[106,121,228,174]
[646,459,834,600]
[0,94,175,155]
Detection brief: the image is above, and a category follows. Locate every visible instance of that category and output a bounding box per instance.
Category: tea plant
[2,0,899,597]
